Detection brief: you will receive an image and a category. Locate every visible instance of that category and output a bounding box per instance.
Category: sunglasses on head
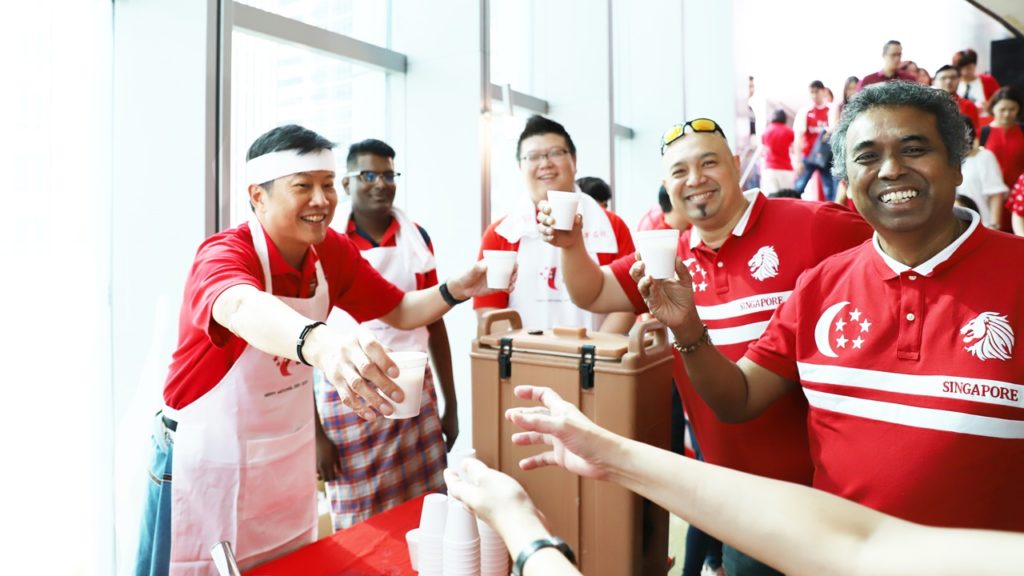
[660,118,727,155]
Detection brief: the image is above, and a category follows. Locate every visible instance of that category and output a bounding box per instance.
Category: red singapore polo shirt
[163,223,405,410]
[610,191,872,484]
[344,216,438,290]
[473,208,636,310]
[747,214,1024,531]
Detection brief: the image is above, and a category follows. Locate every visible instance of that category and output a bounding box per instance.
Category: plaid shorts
[315,366,447,530]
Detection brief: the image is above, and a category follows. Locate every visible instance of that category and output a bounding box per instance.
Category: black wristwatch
[439,282,468,306]
[512,536,577,576]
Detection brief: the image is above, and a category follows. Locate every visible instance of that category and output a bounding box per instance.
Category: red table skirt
[244,494,424,576]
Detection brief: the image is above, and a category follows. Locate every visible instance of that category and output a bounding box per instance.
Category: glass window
[230,29,387,226]
[488,0,535,93]
[236,0,390,47]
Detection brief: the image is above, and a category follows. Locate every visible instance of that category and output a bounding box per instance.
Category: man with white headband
[135,124,506,576]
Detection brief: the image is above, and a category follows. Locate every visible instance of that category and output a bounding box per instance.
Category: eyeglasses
[520,148,571,164]
[660,118,727,155]
[347,170,401,185]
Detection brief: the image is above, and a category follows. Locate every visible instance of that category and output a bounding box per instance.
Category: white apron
[167,217,329,575]
[498,189,618,331]
[325,205,433,351]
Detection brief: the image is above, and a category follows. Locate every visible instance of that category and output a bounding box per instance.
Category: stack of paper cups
[477,518,510,576]
[443,498,480,575]
[417,494,448,575]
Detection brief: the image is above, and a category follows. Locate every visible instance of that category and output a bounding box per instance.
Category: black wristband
[512,536,576,576]
[296,321,326,366]
[439,282,468,306]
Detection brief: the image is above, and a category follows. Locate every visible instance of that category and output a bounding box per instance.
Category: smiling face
[345,153,397,219]
[518,133,578,205]
[844,105,961,237]
[250,169,337,264]
[661,132,744,232]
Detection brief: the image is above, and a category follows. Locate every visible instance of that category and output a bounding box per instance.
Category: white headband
[246,148,336,186]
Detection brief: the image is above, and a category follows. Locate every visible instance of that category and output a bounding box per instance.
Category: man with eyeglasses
[309,139,458,531]
[542,117,871,575]
[135,125,505,576]
[474,115,636,333]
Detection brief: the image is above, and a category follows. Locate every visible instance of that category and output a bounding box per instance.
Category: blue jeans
[135,415,174,576]
[723,544,784,576]
[794,158,837,202]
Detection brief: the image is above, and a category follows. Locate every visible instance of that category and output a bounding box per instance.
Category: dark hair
[768,188,803,199]
[883,40,902,55]
[771,109,787,123]
[962,114,976,142]
[809,80,825,90]
[246,125,334,209]
[954,194,980,213]
[657,185,672,213]
[247,124,334,161]
[952,48,978,70]
[935,64,958,77]
[516,115,577,162]
[577,176,611,203]
[347,138,396,169]
[988,86,1023,116]
[831,81,969,181]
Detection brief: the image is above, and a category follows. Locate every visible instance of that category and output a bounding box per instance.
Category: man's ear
[733,154,741,171]
[248,182,268,211]
[341,176,351,195]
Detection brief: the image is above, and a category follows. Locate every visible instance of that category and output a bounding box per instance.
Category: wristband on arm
[512,536,576,576]
[296,321,326,366]
[439,282,468,306]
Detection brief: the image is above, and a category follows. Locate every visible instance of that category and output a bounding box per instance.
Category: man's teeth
[302,215,326,223]
[880,190,918,204]
[688,191,713,201]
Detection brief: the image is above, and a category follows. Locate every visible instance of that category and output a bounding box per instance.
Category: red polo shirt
[609,191,872,484]
[163,223,405,409]
[747,216,1024,530]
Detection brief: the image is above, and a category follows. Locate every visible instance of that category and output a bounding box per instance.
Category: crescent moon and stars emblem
[814,301,873,358]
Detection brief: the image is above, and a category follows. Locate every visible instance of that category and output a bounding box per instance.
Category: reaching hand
[628,256,701,336]
[317,327,401,422]
[315,428,342,482]
[505,385,615,482]
[536,200,584,248]
[444,458,540,533]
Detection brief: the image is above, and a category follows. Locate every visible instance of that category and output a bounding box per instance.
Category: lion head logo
[748,246,779,281]
[960,312,1015,361]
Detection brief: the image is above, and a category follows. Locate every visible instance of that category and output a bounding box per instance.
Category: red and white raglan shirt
[163,223,404,410]
[609,190,872,484]
[747,209,1024,530]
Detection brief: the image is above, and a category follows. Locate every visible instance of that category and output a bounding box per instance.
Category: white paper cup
[419,493,449,536]
[546,190,579,231]
[483,250,517,289]
[406,528,420,570]
[447,447,477,472]
[383,351,428,419]
[636,229,681,279]
[444,498,480,543]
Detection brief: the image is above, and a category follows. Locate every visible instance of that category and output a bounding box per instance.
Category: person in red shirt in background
[980,87,1024,232]
[634,81,1024,539]
[793,80,835,201]
[934,65,980,136]
[474,115,636,334]
[1009,173,1024,236]
[313,139,459,531]
[857,40,917,90]
[576,176,612,210]
[637,185,691,233]
[135,125,504,576]
[953,48,1001,118]
[760,109,795,194]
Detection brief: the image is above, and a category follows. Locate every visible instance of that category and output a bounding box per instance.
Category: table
[244,494,424,576]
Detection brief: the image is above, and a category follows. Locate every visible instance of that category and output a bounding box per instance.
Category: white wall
[0,1,114,574]
[391,0,485,449]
